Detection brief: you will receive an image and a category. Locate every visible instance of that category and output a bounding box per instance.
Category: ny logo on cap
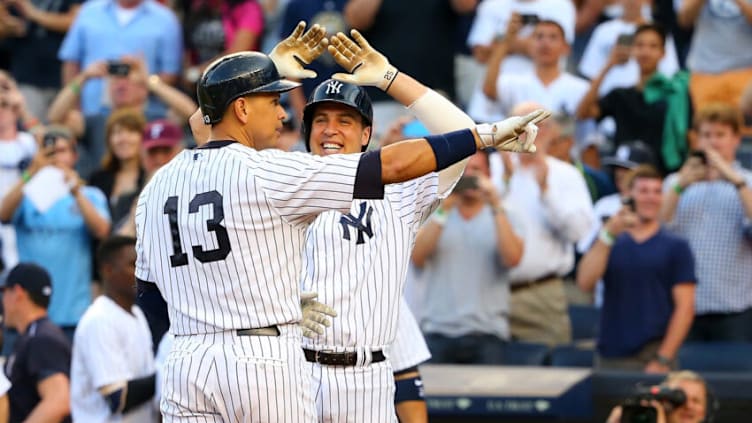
[150,123,164,139]
[326,80,343,95]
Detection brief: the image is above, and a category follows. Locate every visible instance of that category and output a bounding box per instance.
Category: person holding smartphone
[412,149,525,365]
[578,165,696,373]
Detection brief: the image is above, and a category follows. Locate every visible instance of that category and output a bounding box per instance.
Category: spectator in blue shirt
[57,0,182,118]
[0,127,110,340]
[578,165,696,373]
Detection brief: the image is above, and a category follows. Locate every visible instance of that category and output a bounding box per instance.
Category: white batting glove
[300,291,337,339]
[269,21,329,80]
[328,29,399,91]
[475,109,551,153]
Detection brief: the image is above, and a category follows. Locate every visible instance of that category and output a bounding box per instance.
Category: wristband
[672,183,684,195]
[598,228,615,247]
[654,353,673,366]
[380,65,399,92]
[424,129,477,171]
[21,170,31,184]
[69,81,81,95]
[432,207,448,226]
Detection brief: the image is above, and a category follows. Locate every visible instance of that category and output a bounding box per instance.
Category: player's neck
[535,64,561,85]
[209,125,254,148]
[106,291,135,314]
[14,308,47,334]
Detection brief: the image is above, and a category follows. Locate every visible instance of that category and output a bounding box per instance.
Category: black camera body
[520,13,540,25]
[620,386,686,423]
[107,61,131,77]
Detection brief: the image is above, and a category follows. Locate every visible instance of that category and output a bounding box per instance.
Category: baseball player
[135,22,548,423]
[296,30,548,423]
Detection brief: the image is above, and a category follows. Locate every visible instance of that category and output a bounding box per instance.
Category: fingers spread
[350,29,372,50]
[290,21,306,40]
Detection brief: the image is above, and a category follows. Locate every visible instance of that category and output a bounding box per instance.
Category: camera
[620,386,686,423]
[689,150,707,165]
[520,13,540,25]
[616,33,635,46]
[107,61,131,77]
[454,175,479,193]
[43,132,58,149]
[621,196,636,212]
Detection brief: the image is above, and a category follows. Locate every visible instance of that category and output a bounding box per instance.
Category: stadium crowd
[1,0,751,421]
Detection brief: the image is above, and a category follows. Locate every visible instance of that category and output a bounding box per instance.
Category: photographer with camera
[607,370,713,423]
[411,149,524,364]
[578,165,696,372]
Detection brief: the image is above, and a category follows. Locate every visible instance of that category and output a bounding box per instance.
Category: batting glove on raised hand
[300,291,337,339]
[328,29,399,91]
[475,109,551,153]
[269,21,329,79]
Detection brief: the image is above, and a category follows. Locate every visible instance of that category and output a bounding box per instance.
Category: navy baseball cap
[1,263,52,308]
[602,141,656,169]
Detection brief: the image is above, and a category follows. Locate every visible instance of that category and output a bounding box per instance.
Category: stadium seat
[549,345,594,368]
[568,304,600,341]
[678,342,752,372]
[502,341,550,366]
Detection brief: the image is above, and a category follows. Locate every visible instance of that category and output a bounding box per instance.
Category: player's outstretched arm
[269,21,329,80]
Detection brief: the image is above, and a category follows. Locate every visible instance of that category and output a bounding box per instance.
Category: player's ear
[361,126,371,149]
[233,97,250,125]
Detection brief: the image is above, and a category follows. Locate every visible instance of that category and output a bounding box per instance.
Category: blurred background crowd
[1,0,752,421]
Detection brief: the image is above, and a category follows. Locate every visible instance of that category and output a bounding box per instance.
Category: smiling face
[109,124,143,162]
[308,102,371,156]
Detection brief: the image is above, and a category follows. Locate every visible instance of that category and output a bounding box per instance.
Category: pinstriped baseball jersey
[388,299,431,372]
[135,142,365,335]
[300,173,441,350]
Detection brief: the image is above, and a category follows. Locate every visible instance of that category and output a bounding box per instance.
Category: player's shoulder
[76,297,119,333]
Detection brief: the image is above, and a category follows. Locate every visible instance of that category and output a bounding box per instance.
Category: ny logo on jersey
[340,202,374,244]
[325,80,343,95]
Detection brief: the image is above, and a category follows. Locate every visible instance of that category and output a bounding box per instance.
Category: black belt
[236,326,280,337]
[303,348,385,366]
[510,273,559,293]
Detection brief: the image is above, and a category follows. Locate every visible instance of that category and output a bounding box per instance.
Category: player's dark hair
[634,23,667,46]
[97,236,136,274]
[535,19,566,40]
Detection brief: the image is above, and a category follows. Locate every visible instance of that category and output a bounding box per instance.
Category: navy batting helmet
[197,52,300,124]
[302,79,373,152]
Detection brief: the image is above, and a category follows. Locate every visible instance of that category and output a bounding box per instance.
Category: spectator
[678,0,752,112]
[57,0,182,118]
[465,0,576,123]
[0,127,110,339]
[411,150,523,364]
[577,23,691,173]
[482,18,594,158]
[578,165,696,372]
[71,236,156,423]
[1,0,83,119]
[661,103,752,342]
[577,141,657,306]
[0,371,9,423]
[0,76,37,271]
[182,0,265,92]
[344,0,476,138]
[2,263,71,422]
[89,109,147,228]
[279,0,348,117]
[494,101,594,347]
[579,0,679,97]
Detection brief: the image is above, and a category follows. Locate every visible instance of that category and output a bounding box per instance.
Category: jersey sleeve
[27,336,70,383]
[74,317,133,390]
[134,186,153,282]
[248,150,365,225]
[385,173,440,229]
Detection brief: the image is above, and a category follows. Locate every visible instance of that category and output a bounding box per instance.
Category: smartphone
[622,196,636,212]
[454,175,479,193]
[107,61,131,77]
[520,14,540,25]
[43,133,57,149]
[616,33,634,46]
[689,150,707,165]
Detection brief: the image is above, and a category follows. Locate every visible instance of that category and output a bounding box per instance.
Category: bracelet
[672,183,684,195]
[598,228,615,247]
[432,207,448,226]
[654,353,673,366]
[21,170,31,184]
[69,81,81,95]
[491,202,505,215]
[735,179,747,190]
